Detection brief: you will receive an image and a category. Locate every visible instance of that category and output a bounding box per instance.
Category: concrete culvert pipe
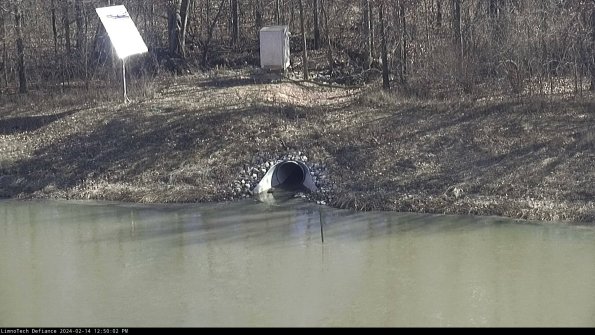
[253,160,317,195]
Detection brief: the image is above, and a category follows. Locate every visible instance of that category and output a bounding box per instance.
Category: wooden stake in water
[319,208,324,243]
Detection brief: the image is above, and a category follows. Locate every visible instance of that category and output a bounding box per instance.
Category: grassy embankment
[0,71,593,223]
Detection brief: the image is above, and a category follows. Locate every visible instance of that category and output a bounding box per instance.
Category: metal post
[122,57,129,103]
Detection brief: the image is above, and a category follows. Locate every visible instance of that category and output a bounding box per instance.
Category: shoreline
[1,182,592,225]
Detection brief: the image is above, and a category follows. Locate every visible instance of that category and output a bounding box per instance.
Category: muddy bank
[0,73,593,223]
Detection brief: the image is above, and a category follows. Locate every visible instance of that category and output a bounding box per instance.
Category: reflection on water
[1,199,594,327]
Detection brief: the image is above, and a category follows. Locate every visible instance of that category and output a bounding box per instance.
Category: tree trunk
[62,1,71,56]
[322,0,334,74]
[452,0,463,68]
[84,7,89,89]
[362,0,371,69]
[276,0,281,25]
[313,0,321,50]
[380,3,389,89]
[150,1,155,45]
[489,0,502,45]
[398,0,407,84]
[231,0,239,45]
[289,4,294,33]
[298,0,309,80]
[255,0,263,33]
[75,0,84,54]
[452,0,464,76]
[168,0,182,57]
[369,1,375,60]
[590,7,595,91]
[15,4,27,94]
[204,0,210,41]
[51,0,58,56]
[1,12,7,88]
[436,0,442,28]
[201,0,227,67]
[179,0,192,58]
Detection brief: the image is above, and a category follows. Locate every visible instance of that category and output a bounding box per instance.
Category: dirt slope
[0,72,593,223]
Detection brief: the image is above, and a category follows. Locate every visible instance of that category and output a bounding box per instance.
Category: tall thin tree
[168,0,182,57]
[62,1,71,56]
[15,2,27,93]
[0,11,6,88]
[179,0,192,58]
[75,0,84,53]
[298,0,309,79]
[313,0,321,50]
[51,0,58,56]
[369,1,375,60]
[231,0,239,45]
[452,0,463,70]
[362,0,371,69]
[255,0,263,33]
[201,0,227,67]
[379,2,389,89]
[322,0,334,73]
[590,4,595,91]
[398,0,407,84]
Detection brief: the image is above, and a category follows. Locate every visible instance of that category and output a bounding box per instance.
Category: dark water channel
[1,199,594,327]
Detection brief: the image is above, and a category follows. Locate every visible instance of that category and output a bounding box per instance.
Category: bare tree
[50,0,58,56]
[379,1,389,89]
[322,0,334,73]
[62,0,71,56]
[201,0,227,67]
[255,0,263,32]
[168,0,182,57]
[75,0,84,54]
[179,0,192,57]
[591,4,595,91]
[0,10,6,89]
[231,0,240,45]
[298,0,309,79]
[166,0,192,58]
[313,0,321,50]
[397,0,407,84]
[362,0,371,69]
[452,0,463,70]
[14,2,26,93]
[0,0,589,98]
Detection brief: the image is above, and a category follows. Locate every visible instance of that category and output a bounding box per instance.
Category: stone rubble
[229,151,331,205]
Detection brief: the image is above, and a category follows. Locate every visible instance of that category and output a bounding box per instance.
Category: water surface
[1,199,594,327]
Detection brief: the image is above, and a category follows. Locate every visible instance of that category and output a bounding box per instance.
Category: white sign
[96,5,148,59]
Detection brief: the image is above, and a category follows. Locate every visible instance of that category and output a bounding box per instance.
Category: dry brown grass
[0,71,593,223]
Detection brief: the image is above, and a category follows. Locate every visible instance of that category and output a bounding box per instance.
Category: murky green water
[1,199,594,327]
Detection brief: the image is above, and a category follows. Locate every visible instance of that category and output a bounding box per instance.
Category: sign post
[96,5,148,103]
[122,58,128,102]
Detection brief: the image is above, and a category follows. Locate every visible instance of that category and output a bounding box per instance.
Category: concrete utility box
[259,26,290,70]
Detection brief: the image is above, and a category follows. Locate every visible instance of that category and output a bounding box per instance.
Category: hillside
[0,71,593,223]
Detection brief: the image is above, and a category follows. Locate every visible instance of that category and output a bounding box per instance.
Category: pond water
[1,199,594,327]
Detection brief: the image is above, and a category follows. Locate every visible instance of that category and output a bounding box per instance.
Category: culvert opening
[252,159,317,196]
[272,161,306,191]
